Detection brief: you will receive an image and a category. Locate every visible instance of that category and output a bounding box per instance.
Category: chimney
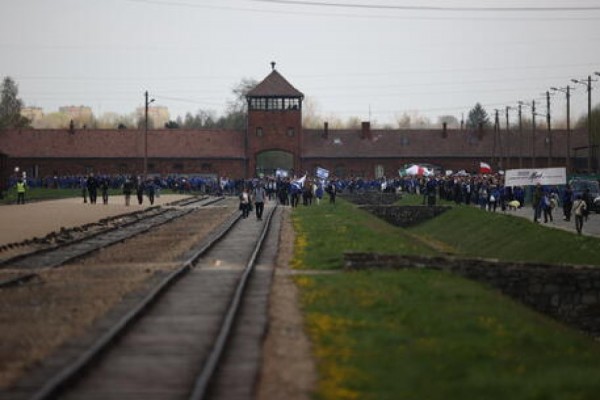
[361,121,371,140]
[442,122,447,138]
[322,121,329,138]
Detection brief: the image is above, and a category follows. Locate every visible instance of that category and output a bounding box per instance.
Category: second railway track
[0,196,225,288]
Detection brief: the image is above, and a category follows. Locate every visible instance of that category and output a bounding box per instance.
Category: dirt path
[257,207,317,400]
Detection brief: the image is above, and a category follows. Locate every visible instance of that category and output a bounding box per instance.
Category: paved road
[0,195,191,246]
[499,205,600,238]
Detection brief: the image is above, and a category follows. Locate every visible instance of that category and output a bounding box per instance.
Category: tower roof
[247,69,304,98]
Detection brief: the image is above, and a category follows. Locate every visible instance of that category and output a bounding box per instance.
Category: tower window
[287,127,295,137]
[256,127,264,137]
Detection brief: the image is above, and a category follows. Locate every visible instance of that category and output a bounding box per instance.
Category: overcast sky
[1,0,599,126]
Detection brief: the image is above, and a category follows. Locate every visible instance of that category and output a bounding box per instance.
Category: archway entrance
[256,150,294,176]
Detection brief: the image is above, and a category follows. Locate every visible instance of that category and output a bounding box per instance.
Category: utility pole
[518,103,523,168]
[505,106,511,169]
[588,75,596,174]
[144,90,155,180]
[546,91,552,167]
[589,75,594,173]
[567,85,571,173]
[572,76,596,173]
[532,100,536,168]
[493,109,499,168]
[553,86,572,173]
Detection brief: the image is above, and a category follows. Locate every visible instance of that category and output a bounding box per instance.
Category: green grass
[292,199,435,270]
[292,197,600,399]
[408,204,600,265]
[299,270,600,400]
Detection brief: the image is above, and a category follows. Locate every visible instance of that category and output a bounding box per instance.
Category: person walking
[123,177,134,206]
[315,183,324,205]
[541,191,553,223]
[532,183,543,223]
[253,182,267,220]
[573,194,588,235]
[16,178,26,204]
[80,176,88,204]
[239,187,250,218]
[328,180,337,204]
[562,185,573,221]
[146,179,156,205]
[136,177,145,205]
[87,173,98,204]
[100,177,109,205]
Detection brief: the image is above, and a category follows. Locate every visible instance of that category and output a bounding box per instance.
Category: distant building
[20,107,44,124]
[136,105,170,129]
[59,105,94,127]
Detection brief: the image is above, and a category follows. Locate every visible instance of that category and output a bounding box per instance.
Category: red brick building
[0,67,590,180]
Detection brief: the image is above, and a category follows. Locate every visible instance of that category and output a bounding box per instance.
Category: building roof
[301,128,584,159]
[247,70,304,98]
[0,129,246,159]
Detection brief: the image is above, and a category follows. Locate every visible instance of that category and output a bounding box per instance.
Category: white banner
[504,168,567,187]
[315,167,329,180]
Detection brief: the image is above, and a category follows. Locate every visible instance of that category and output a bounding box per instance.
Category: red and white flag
[479,162,492,174]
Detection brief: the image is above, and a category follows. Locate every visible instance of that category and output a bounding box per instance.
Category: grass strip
[291,199,435,270]
[297,270,600,400]
[293,197,600,399]
[408,204,600,265]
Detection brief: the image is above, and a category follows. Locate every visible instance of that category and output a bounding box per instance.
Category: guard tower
[246,62,304,177]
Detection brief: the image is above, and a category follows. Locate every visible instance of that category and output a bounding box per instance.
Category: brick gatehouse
[0,66,590,180]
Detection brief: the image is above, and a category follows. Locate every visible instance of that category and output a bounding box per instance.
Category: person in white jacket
[572,194,588,235]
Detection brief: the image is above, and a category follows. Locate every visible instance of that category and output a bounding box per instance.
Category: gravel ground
[0,199,317,399]
[0,199,236,389]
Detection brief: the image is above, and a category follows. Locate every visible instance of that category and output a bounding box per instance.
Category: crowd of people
[7,170,597,235]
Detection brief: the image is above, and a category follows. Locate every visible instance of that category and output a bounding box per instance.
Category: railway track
[0,196,224,289]
[15,203,280,400]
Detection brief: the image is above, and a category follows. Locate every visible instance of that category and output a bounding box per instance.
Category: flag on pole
[479,162,492,174]
[291,175,306,190]
[401,164,434,177]
[316,167,329,180]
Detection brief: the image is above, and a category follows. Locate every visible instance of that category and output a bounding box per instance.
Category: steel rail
[189,204,278,400]
[29,210,243,400]
[0,195,210,269]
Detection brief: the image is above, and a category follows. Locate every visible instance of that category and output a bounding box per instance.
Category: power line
[249,0,600,12]
[123,0,600,20]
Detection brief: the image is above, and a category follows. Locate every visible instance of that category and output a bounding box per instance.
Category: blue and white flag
[316,167,329,180]
[291,174,306,190]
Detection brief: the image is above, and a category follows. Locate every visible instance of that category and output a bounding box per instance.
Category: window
[173,163,183,171]
[287,127,295,137]
[201,163,212,171]
[375,165,385,179]
[256,127,264,137]
[249,97,300,111]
